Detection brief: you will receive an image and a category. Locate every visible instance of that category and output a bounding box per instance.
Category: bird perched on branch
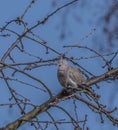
[57,59,85,90]
[57,59,99,99]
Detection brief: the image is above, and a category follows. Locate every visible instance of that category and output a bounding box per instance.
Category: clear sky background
[0,0,118,130]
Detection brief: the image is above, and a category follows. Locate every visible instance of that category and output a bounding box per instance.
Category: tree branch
[2,67,118,130]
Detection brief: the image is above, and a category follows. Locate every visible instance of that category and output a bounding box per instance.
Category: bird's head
[58,59,68,70]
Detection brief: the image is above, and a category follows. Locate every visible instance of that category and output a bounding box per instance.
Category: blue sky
[0,0,118,130]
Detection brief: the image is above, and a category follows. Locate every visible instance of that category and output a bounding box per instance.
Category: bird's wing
[68,66,84,84]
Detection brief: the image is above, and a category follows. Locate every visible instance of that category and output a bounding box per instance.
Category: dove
[57,59,85,90]
[57,59,100,100]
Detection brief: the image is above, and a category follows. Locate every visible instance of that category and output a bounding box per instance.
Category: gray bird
[57,59,85,90]
[57,59,100,100]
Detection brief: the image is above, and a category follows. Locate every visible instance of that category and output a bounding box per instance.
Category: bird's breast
[57,70,67,87]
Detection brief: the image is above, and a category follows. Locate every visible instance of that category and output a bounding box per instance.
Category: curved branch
[1,67,118,130]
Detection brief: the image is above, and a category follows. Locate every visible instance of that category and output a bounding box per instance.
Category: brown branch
[85,67,118,86]
[1,0,79,63]
[74,95,118,125]
[1,67,118,130]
